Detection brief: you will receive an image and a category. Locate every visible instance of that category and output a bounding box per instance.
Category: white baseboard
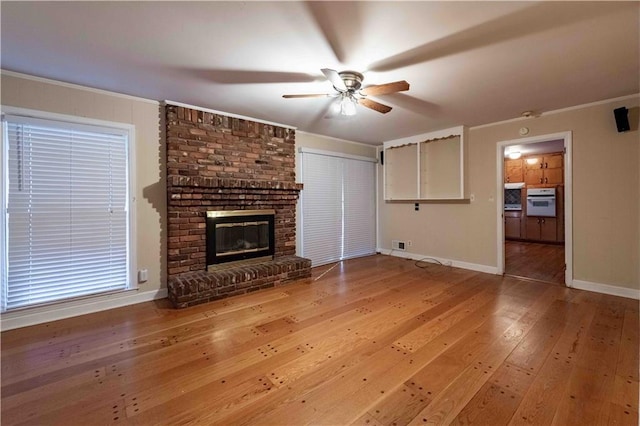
[378,249,639,300]
[451,259,499,275]
[571,279,640,300]
[377,248,499,275]
[1,288,168,331]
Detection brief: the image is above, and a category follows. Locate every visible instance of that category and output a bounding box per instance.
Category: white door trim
[496,131,573,286]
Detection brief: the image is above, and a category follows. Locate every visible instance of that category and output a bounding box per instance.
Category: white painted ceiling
[1,1,638,145]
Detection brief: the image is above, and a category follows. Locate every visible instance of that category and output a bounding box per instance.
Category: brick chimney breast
[165,104,311,308]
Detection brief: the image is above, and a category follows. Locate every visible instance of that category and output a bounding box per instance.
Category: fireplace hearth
[207,210,275,270]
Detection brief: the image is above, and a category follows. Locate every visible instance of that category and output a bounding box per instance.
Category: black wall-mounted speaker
[380,151,384,165]
[614,107,630,133]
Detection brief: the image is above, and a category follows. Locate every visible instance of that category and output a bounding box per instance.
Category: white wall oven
[526,188,556,217]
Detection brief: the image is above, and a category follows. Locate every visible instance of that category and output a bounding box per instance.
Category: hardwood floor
[504,240,565,285]
[1,255,638,425]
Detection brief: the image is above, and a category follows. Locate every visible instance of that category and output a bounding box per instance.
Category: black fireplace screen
[206,210,275,266]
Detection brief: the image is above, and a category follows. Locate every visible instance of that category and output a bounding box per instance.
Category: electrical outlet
[138,269,148,283]
[408,240,412,247]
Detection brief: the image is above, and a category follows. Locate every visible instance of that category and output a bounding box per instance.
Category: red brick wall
[166,105,302,276]
[167,106,296,182]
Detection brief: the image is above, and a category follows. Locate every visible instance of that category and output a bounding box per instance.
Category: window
[1,111,134,312]
[300,150,376,266]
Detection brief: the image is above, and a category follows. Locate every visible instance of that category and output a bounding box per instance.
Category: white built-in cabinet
[383,126,466,201]
[385,143,418,199]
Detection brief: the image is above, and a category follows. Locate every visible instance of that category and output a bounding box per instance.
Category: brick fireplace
[165,104,311,308]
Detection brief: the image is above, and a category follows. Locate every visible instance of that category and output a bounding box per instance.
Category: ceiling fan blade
[360,80,410,96]
[321,68,347,91]
[358,98,392,114]
[282,94,332,99]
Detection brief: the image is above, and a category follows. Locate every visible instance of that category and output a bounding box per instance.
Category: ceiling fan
[282,68,409,116]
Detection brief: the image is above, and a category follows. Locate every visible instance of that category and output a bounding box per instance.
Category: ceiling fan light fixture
[340,94,358,116]
[283,68,407,117]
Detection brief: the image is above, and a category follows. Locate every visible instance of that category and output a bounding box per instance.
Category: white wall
[295,131,377,159]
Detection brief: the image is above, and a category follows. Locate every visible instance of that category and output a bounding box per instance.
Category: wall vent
[391,240,406,251]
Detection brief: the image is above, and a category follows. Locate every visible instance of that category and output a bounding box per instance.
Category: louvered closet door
[300,151,376,267]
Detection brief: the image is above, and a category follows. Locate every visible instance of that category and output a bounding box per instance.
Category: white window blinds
[300,151,376,267]
[2,114,131,312]
[301,153,343,266]
[343,159,376,258]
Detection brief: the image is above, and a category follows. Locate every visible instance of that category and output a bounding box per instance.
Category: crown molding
[1,69,160,105]
[471,93,640,130]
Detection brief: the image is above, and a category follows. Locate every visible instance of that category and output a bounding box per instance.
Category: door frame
[495,131,573,286]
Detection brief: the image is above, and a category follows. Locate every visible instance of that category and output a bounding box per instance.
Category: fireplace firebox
[206,210,275,270]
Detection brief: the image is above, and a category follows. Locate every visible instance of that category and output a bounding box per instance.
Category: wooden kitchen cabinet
[526,217,557,242]
[544,153,563,169]
[504,211,522,239]
[504,158,524,183]
[524,153,563,186]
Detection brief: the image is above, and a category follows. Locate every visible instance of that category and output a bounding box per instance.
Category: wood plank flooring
[1,255,638,425]
[504,241,565,285]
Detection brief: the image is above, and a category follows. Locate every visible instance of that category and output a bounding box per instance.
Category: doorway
[496,132,572,286]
